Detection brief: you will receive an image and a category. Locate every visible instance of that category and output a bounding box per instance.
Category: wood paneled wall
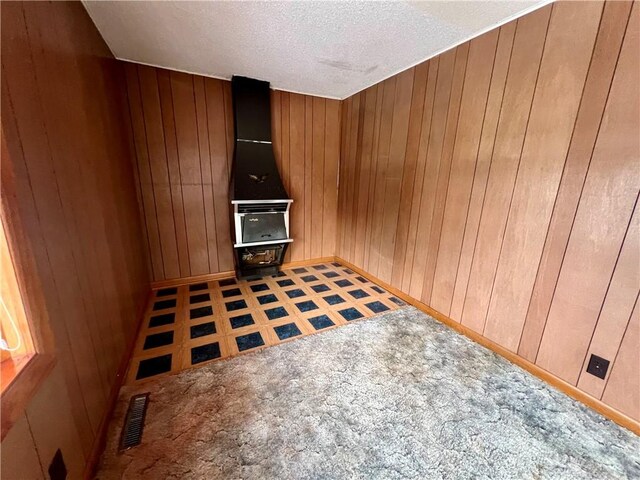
[124,65,341,282]
[1,2,149,478]
[337,1,639,422]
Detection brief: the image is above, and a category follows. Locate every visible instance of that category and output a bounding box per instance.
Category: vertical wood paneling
[518,0,635,361]
[126,65,165,280]
[289,93,306,261]
[126,68,341,279]
[351,88,374,266]
[362,87,384,270]
[536,7,640,383]
[0,415,44,479]
[460,6,551,333]
[342,92,361,264]
[304,96,314,260]
[157,70,191,277]
[390,62,429,288]
[577,208,639,398]
[431,30,498,315]
[421,43,469,304]
[484,1,603,352]
[323,100,340,257]
[368,79,396,276]
[400,59,438,292]
[601,300,640,419]
[171,72,209,276]
[311,97,326,258]
[205,78,234,272]
[378,69,414,283]
[1,0,149,472]
[137,66,180,280]
[337,1,638,420]
[450,22,516,321]
[194,76,219,274]
[408,50,456,299]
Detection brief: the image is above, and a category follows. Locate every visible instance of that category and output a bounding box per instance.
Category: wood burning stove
[229,76,293,278]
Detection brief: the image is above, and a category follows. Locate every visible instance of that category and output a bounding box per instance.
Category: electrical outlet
[48,449,67,480]
[586,354,610,380]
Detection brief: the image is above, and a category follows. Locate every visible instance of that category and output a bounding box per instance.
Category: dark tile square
[292,267,308,274]
[313,264,328,270]
[343,268,354,274]
[257,293,278,305]
[222,288,242,298]
[311,284,331,294]
[136,354,172,380]
[296,300,319,313]
[285,288,306,299]
[389,296,406,306]
[308,314,335,330]
[356,276,369,283]
[190,321,216,339]
[250,283,270,293]
[274,323,302,340]
[301,274,319,283]
[371,285,385,294]
[348,289,370,299]
[331,262,341,267]
[219,278,237,287]
[189,282,208,292]
[225,299,248,311]
[323,294,345,305]
[230,313,255,329]
[338,307,364,321]
[156,287,177,297]
[335,279,354,288]
[323,271,339,279]
[149,312,175,328]
[153,299,176,311]
[190,306,213,319]
[265,306,289,320]
[277,279,295,287]
[191,342,221,365]
[236,332,265,351]
[273,271,287,277]
[190,293,211,304]
[143,331,174,350]
[366,301,390,313]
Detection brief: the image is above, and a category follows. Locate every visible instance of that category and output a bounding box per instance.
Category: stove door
[241,213,287,243]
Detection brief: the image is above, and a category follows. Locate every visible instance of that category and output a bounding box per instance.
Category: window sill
[1,353,56,440]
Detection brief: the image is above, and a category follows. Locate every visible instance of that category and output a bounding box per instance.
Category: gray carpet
[97,307,640,479]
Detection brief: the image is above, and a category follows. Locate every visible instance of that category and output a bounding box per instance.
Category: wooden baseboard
[335,256,640,436]
[83,289,152,480]
[150,257,336,290]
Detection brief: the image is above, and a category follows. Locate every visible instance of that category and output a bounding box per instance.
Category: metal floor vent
[119,393,150,451]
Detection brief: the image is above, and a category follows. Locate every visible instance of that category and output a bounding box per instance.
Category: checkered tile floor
[126,261,406,384]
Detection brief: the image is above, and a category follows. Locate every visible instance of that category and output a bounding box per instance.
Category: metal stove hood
[230,76,289,201]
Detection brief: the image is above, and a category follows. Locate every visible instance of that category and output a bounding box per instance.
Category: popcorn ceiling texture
[82,1,549,99]
[97,308,640,479]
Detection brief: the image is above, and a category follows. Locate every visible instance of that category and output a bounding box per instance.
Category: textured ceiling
[83,1,551,99]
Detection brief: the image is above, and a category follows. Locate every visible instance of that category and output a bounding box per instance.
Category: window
[0,217,36,392]
[0,209,55,439]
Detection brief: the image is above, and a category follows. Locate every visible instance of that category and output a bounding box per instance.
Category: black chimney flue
[230,76,288,201]
[229,76,293,278]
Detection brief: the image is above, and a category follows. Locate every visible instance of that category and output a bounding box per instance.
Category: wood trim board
[151,257,336,289]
